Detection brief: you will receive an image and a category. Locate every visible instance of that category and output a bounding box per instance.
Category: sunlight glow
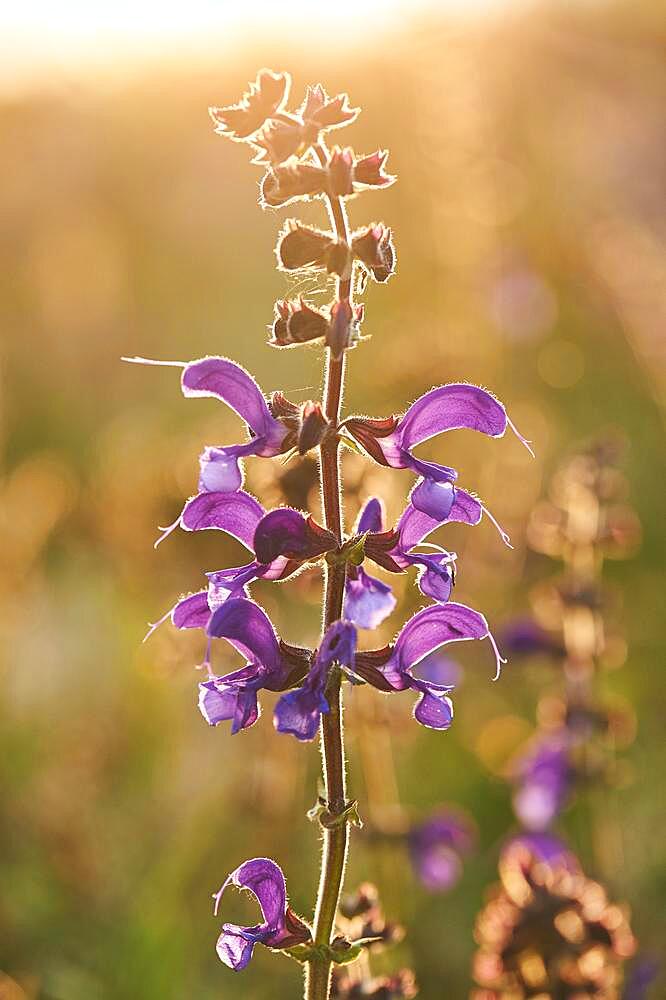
[1,0,523,92]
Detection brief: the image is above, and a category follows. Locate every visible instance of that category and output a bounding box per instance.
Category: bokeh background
[1,1,664,997]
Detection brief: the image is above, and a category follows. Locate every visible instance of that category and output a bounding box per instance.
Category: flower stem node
[308,797,363,831]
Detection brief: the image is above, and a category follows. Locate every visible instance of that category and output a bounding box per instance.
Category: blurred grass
[1,2,665,997]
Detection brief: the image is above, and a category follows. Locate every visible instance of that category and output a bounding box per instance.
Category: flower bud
[277,222,350,277]
[353,150,395,189]
[261,163,327,208]
[328,147,355,198]
[300,85,360,130]
[297,401,332,454]
[327,299,364,359]
[271,299,329,348]
[277,221,335,271]
[209,68,290,140]
[253,117,319,165]
[352,224,396,283]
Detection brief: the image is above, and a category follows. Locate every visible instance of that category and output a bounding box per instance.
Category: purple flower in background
[355,602,506,729]
[408,809,477,892]
[213,857,310,970]
[123,355,291,491]
[623,957,660,1000]
[274,620,357,741]
[500,616,564,658]
[511,730,572,831]
[501,831,579,873]
[343,382,533,522]
[198,598,309,734]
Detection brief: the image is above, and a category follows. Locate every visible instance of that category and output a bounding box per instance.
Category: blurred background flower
[0,1,664,997]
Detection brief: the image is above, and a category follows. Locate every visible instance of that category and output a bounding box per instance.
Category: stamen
[507,416,536,458]
[142,607,173,643]
[154,515,181,549]
[480,503,514,549]
[121,356,187,367]
[487,630,508,681]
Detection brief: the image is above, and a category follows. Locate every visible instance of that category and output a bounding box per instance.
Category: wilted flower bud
[297,401,332,454]
[277,221,348,274]
[354,150,395,189]
[271,299,330,348]
[299,84,360,130]
[253,117,319,165]
[352,224,396,282]
[261,163,327,208]
[209,68,290,140]
[339,882,380,920]
[332,968,418,999]
[327,299,364,359]
[328,147,355,197]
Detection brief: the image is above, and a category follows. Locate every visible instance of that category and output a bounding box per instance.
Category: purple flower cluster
[126,68,533,982]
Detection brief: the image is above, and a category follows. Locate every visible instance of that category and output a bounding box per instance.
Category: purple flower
[623,957,660,1000]
[343,382,533,522]
[274,620,357,741]
[213,857,310,970]
[145,494,336,635]
[123,355,291,492]
[408,809,477,892]
[198,598,309,734]
[500,616,564,658]
[511,730,572,830]
[355,602,506,729]
[500,831,579,873]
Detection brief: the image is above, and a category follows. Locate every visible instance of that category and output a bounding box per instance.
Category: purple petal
[344,567,396,629]
[219,857,287,933]
[356,497,385,534]
[411,553,454,602]
[207,565,258,609]
[198,443,256,493]
[253,508,336,565]
[317,619,357,672]
[199,682,243,726]
[411,680,454,729]
[446,488,483,526]
[410,479,455,522]
[182,357,282,441]
[207,598,281,673]
[216,925,257,970]
[393,602,505,680]
[397,383,509,450]
[273,686,329,741]
[172,590,210,629]
[179,490,265,548]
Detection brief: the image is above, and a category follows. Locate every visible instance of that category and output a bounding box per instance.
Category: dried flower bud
[352,224,396,282]
[332,969,418,999]
[328,147,355,197]
[277,221,350,276]
[300,84,360,130]
[327,299,364,359]
[209,68,290,140]
[354,150,395,189]
[297,401,332,454]
[253,117,319,165]
[271,299,330,348]
[340,882,380,920]
[261,163,327,208]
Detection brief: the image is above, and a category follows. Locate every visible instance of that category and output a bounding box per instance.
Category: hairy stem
[306,142,353,1000]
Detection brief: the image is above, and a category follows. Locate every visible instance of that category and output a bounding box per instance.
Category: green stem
[306,142,353,1000]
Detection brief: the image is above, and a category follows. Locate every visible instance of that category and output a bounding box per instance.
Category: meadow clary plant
[125,69,531,999]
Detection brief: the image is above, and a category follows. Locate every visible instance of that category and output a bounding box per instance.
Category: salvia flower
[343,382,533,523]
[123,355,293,493]
[407,808,477,893]
[199,598,310,734]
[213,857,310,970]
[355,602,506,729]
[274,620,357,741]
[511,730,573,831]
[146,493,336,635]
